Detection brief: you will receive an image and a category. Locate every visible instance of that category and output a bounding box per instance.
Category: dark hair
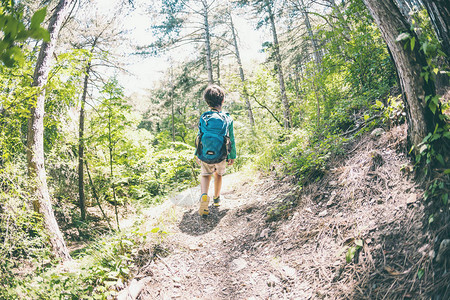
[203,85,225,108]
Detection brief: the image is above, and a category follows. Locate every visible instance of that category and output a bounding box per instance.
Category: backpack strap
[214,111,230,137]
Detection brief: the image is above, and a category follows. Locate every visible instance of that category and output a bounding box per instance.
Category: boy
[195,85,236,216]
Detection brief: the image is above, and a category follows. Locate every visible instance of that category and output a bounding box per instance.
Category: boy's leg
[213,172,223,207]
[201,174,212,195]
[199,173,212,216]
[213,172,222,198]
[212,160,227,206]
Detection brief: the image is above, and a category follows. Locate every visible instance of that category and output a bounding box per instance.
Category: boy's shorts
[200,160,227,176]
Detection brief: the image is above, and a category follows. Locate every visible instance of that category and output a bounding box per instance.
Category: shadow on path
[178,206,229,236]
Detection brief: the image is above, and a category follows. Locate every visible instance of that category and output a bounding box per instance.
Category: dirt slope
[130,125,448,299]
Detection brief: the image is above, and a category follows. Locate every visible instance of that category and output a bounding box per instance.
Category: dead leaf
[384,266,406,276]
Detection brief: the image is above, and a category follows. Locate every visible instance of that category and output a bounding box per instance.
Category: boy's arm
[227,120,236,160]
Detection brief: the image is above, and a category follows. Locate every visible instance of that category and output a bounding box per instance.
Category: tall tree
[297,0,324,130]
[149,0,217,85]
[236,0,294,127]
[362,0,441,154]
[202,0,214,83]
[27,0,75,261]
[227,5,255,126]
[264,0,291,128]
[78,58,90,221]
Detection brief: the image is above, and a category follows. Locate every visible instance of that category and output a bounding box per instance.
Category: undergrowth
[6,223,159,299]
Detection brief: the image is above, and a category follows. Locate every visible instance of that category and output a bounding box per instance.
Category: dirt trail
[137,172,302,299]
[130,125,444,300]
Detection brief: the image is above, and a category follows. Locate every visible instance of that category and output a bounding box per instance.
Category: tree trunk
[202,0,214,84]
[216,50,221,86]
[229,8,255,126]
[422,0,450,59]
[363,0,439,153]
[300,0,323,131]
[78,62,90,221]
[27,0,74,261]
[108,106,120,231]
[171,89,175,142]
[294,63,301,99]
[422,0,450,95]
[265,0,291,129]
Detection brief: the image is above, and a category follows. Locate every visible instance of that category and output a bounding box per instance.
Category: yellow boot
[198,193,209,216]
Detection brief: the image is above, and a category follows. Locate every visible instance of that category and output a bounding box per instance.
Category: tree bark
[202,0,214,84]
[171,88,175,141]
[27,0,74,261]
[363,0,439,153]
[422,0,450,59]
[265,0,291,129]
[78,61,90,221]
[216,50,221,86]
[107,106,120,231]
[300,0,323,131]
[422,0,450,95]
[229,8,255,126]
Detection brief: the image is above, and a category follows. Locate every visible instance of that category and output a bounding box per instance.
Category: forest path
[131,125,428,299]
[136,170,309,299]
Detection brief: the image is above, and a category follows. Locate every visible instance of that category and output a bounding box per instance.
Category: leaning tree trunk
[202,0,214,84]
[265,0,291,129]
[229,8,255,126]
[363,0,439,154]
[27,0,74,261]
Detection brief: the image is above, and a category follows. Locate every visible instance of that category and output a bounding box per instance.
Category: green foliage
[370,94,406,130]
[0,3,49,67]
[345,239,363,263]
[254,126,346,183]
[0,56,35,163]
[0,160,52,299]
[414,123,450,209]
[20,227,151,299]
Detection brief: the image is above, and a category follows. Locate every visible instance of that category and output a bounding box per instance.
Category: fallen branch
[340,115,382,137]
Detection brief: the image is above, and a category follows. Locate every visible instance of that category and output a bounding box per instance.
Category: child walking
[195,85,236,216]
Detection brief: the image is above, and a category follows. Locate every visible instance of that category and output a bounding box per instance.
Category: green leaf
[442,194,448,205]
[417,268,424,280]
[30,7,47,29]
[30,27,50,42]
[436,154,444,166]
[428,101,437,114]
[410,36,415,50]
[150,227,160,233]
[345,246,357,263]
[375,100,383,107]
[422,41,429,54]
[444,169,450,175]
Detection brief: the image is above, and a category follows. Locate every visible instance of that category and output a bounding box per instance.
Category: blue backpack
[195,111,231,164]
